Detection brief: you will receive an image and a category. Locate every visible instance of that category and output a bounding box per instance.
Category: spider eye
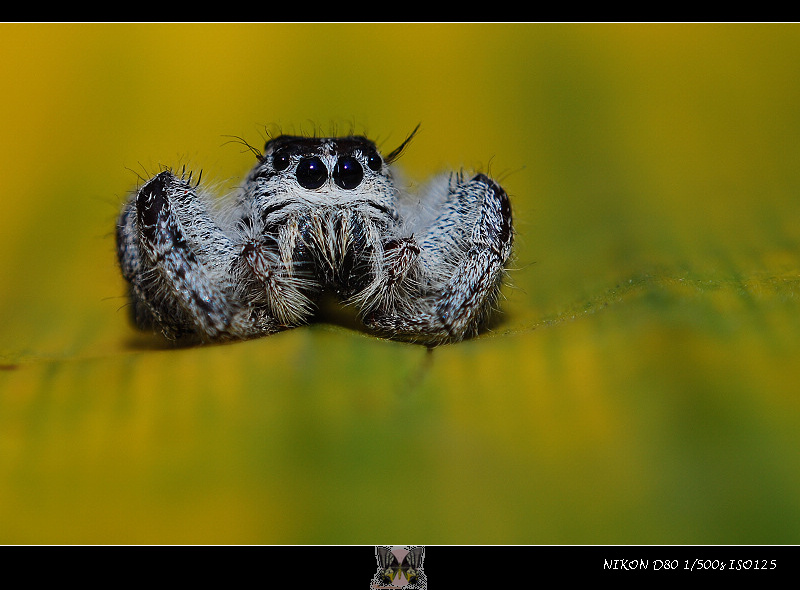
[296,156,327,189]
[333,156,364,190]
[367,151,382,172]
[272,150,290,171]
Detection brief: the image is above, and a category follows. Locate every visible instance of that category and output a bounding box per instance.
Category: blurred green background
[1,23,799,544]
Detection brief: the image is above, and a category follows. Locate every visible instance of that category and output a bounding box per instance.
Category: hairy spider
[115,128,513,345]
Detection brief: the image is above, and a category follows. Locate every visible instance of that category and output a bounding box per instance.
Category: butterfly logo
[372,546,426,589]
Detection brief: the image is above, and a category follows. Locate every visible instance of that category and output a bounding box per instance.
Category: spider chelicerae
[116,127,513,345]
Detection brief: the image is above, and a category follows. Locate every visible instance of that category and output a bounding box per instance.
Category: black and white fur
[116,129,513,345]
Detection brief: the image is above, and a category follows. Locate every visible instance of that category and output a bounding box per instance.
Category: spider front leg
[229,215,319,329]
[116,170,240,341]
[364,173,513,344]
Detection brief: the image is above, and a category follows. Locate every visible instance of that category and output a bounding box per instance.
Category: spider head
[250,135,390,196]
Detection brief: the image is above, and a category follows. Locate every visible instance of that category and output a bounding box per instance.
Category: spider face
[248,135,393,203]
[116,129,513,345]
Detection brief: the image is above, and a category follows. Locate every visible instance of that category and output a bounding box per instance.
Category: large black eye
[333,156,364,189]
[296,157,327,189]
[272,149,290,171]
[366,150,382,171]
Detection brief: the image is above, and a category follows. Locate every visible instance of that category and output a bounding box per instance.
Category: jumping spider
[116,128,513,345]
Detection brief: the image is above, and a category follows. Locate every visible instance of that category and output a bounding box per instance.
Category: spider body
[116,131,513,345]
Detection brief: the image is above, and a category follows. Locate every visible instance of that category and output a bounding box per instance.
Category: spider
[115,127,513,345]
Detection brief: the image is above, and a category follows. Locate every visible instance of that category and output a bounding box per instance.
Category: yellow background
[1,23,799,543]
